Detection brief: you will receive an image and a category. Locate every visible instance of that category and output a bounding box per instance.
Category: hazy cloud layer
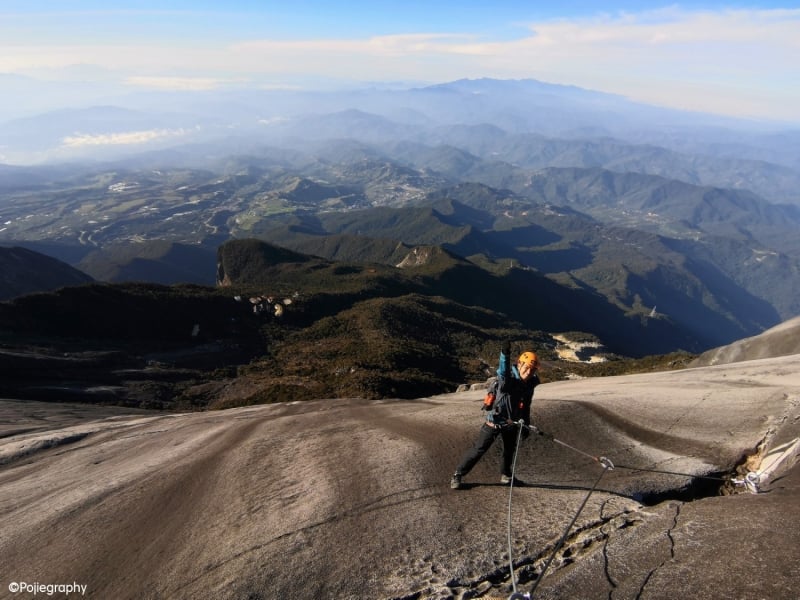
[1,6,799,121]
[61,128,189,148]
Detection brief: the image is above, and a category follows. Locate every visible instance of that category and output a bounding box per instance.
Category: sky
[1,1,800,122]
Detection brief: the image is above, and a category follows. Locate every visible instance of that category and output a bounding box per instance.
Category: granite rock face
[690,315,800,367]
[1,345,798,599]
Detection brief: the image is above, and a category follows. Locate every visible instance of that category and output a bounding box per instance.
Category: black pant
[455,423,520,478]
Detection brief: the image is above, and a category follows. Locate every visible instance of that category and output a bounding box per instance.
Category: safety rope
[523,423,614,469]
[505,421,614,600]
[612,464,728,481]
[500,421,618,600]
[502,419,753,598]
[521,422,736,483]
[506,422,525,596]
[527,465,610,598]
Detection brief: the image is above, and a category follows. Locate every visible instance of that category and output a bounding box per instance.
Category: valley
[2,148,798,356]
[1,77,799,400]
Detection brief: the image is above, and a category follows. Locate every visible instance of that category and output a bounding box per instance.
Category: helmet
[518,351,539,369]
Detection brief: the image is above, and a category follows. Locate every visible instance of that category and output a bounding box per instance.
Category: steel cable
[527,464,610,598]
[502,421,738,598]
[506,422,525,595]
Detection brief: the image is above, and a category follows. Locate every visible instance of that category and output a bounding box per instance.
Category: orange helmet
[518,351,539,369]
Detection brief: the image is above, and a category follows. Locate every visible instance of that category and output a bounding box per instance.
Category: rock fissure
[399,464,748,600]
[427,509,642,599]
[430,467,747,600]
[599,498,620,596]
[667,502,680,560]
[722,394,800,493]
[633,502,681,600]
[634,468,730,504]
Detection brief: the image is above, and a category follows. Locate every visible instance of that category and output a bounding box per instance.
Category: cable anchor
[732,471,761,494]
[599,456,615,470]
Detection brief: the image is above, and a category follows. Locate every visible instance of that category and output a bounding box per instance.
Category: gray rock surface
[1,353,798,599]
[690,315,800,367]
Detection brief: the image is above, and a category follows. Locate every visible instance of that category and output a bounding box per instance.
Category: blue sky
[2,1,799,122]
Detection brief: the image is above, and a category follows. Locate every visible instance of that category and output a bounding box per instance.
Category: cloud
[2,7,799,121]
[61,128,189,148]
[124,76,228,91]
[502,8,800,118]
[228,9,800,98]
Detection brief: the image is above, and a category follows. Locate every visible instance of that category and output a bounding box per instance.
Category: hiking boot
[500,475,526,486]
[450,474,463,490]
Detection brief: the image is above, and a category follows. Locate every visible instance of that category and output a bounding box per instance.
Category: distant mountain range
[2,77,800,194]
[1,77,798,360]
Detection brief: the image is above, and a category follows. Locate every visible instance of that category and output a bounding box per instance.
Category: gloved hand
[501,340,511,356]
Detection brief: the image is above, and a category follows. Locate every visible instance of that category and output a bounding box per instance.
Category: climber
[450,342,540,489]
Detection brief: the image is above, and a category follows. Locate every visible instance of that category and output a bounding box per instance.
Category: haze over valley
[2,78,800,359]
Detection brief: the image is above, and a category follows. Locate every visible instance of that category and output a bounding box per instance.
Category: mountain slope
[2,353,798,599]
[516,167,800,250]
[689,315,800,367]
[77,241,219,285]
[0,246,94,300]
[402,128,800,205]
[217,238,703,357]
[1,98,797,359]
[256,185,785,350]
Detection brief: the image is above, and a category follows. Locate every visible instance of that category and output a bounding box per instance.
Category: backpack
[483,377,531,424]
[481,379,499,411]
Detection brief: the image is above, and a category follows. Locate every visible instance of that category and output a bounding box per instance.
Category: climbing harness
[504,420,614,600]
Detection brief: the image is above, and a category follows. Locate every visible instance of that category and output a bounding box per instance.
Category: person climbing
[450,341,540,489]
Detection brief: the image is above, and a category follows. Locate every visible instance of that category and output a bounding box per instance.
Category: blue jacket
[487,350,538,428]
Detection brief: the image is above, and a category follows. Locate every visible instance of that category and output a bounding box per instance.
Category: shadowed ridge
[0,246,94,301]
[216,238,318,286]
